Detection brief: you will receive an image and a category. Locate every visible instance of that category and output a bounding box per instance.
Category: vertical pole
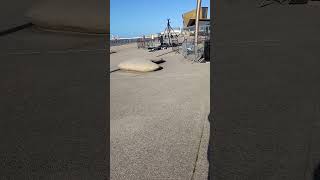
[167,19,170,46]
[195,0,202,61]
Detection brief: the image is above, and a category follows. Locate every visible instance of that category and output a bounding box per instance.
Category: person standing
[159,35,164,48]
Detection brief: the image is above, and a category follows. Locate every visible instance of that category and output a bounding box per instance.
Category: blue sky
[110,0,210,38]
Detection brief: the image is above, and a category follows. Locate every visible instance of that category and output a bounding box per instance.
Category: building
[182,7,210,35]
[160,28,182,36]
[183,21,210,33]
[182,7,209,28]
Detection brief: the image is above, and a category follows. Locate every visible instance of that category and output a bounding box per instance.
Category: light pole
[194,0,202,61]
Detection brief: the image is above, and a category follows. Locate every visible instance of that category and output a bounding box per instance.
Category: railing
[110,39,138,47]
[137,38,162,49]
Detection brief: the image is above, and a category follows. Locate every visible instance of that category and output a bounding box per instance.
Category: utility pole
[194,0,202,61]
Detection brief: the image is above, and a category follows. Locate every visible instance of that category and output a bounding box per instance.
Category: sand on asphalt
[110,45,210,179]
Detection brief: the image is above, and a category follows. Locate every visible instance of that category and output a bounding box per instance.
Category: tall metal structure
[163,19,179,47]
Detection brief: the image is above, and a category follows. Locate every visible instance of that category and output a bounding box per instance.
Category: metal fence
[137,38,161,49]
[134,33,210,63]
[179,35,210,62]
[110,39,138,46]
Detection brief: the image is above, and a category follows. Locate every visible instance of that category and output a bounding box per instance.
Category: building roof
[182,7,209,28]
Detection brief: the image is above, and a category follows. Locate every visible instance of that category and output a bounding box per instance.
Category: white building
[160,28,182,36]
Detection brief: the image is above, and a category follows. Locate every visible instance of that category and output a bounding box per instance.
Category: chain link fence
[135,35,210,63]
[133,27,210,63]
[111,39,138,47]
[178,24,210,63]
[179,35,210,62]
[137,38,161,49]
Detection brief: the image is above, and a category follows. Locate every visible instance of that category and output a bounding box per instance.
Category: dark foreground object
[26,0,107,34]
[210,1,320,179]
[0,28,107,179]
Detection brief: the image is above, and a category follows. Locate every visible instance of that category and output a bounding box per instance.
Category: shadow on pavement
[207,113,214,180]
[315,163,320,180]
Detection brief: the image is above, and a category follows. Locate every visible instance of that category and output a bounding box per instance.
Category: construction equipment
[162,19,179,47]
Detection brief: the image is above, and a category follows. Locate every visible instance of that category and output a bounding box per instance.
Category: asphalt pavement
[110,46,210,179]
